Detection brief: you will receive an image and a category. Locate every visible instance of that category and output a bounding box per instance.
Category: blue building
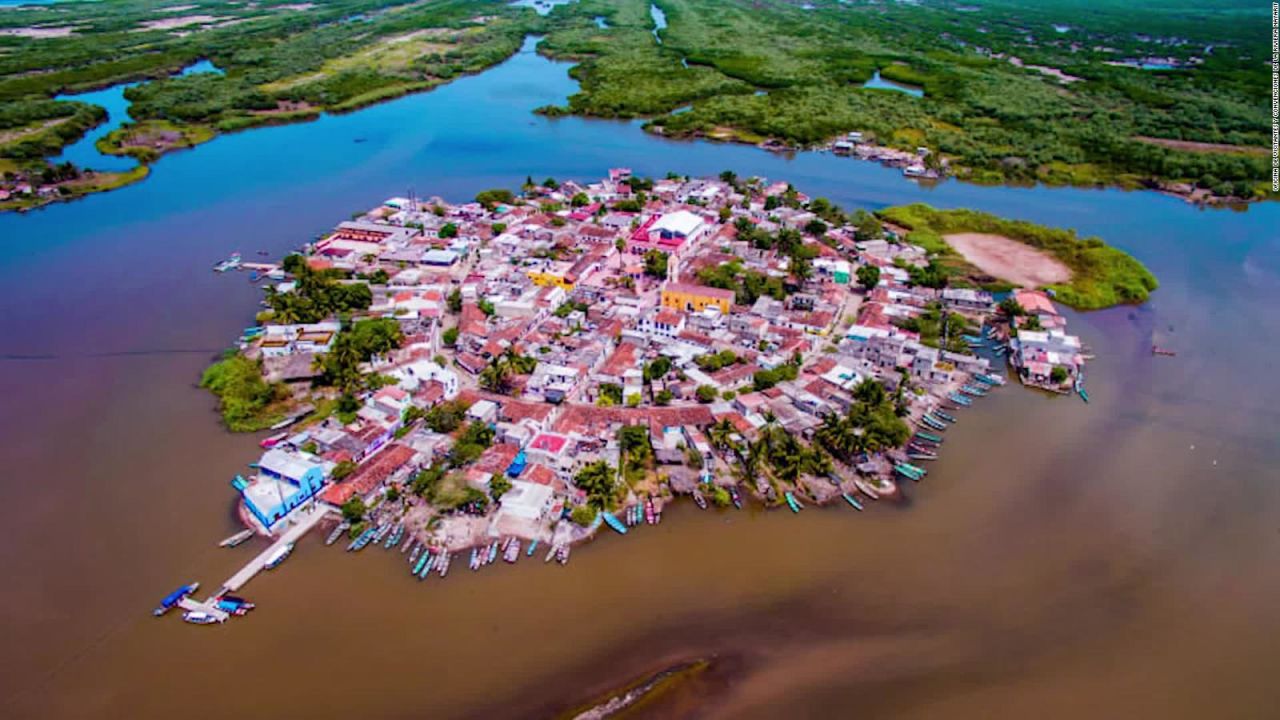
[232,449,331,530]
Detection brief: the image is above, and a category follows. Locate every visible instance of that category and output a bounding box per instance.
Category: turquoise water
[49,60,225,172]
[594,15,609,28]
[863,69,924,97]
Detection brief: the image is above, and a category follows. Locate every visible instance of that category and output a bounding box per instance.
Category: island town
[161,169,1139,624]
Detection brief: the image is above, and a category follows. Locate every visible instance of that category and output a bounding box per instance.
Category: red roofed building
[319,443,416,506]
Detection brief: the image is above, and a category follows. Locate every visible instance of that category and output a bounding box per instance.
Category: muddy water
[1,37,1278,719]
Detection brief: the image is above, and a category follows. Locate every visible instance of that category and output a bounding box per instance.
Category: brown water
[2,40,1279,719]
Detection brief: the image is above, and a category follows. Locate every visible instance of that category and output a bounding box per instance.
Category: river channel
[0,35,1277,720]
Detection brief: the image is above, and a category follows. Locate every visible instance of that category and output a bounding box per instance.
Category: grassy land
[877,204,1159,310]
[96,120,217,162]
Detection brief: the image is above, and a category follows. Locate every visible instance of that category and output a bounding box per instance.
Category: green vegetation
[877,204,1159,309]
[266,256,373,323]
[536,0,1273,197]
[896,303,975,354]
[574,460,619,510]
[199,351,287,432]
[320,317,404,393]
[814,380,911,460]
[340,497,367,523]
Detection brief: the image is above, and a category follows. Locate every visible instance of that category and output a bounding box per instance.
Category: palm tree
[478,355,511,393]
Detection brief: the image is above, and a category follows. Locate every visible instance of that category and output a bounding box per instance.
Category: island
[188,169,1155,621]
[3,0,1274,211]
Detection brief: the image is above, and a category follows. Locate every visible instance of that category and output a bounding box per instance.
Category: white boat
[182,611,221,625]
[263,541,295,570]
[218,529,255,548]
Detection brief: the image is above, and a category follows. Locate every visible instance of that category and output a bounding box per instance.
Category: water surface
[1,35,1278,720]
[863,69,924,97]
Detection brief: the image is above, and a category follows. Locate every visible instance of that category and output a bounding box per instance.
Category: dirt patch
[137,14,218,31]
[1133,136,1266,156]
[943,232,1071,288]
[0,26,76,38]
[0,116,69,145]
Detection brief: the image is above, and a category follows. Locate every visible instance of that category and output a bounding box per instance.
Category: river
[1,36,1278,719]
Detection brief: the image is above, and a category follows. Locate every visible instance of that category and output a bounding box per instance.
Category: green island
[876,204,1159,310]
[2,0,1273,209]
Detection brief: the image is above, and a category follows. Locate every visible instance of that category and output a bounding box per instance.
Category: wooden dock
[206,505,331,602]
[177,597,229,622]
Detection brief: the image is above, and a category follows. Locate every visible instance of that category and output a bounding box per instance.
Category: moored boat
[934,410,957,423]
[842,493,863,511]
[263,542,294,569]
[182,611,222,625]
[730,486,742,509]
[692,489,708,510]
[153,582,200,616]
[487,542,498,564]
[784,491,802,513]
[527,539,539,557]
[324,521,350,546]
[218,529,255,548]
[504,538,520,563]
[602,511,629,534]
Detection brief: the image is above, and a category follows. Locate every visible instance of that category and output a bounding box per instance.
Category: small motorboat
[218,529,254,548]
[153,582,199,616]
[263,542,294,570]
[182,611,221,625]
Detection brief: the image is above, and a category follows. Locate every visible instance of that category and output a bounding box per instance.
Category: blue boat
[347,527,376,551]
[419,553,435,579]
[948,393,972,406]
[784,492,802,513]
[842,493,863,511]
[915,430,944,443]
[527,539,539,557]
[602,511,629,535]
[934,410,957,423]
[487,542,498,564]
[922,415,947,431]
[153,582,200,616]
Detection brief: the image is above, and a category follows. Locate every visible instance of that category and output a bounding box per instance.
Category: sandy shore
[943,232,1070,287]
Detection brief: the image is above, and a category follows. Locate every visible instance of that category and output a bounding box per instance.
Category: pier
[206,505,331,602]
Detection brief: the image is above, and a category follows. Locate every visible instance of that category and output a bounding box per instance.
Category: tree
[570,192,590,207]
[854,211,884,241]
[439,222,458,239]
[643,250,668,279]
[719,169,738,184]
[643,356,671,382]
[479,356,512,393]
[340,497,366,523]
[574,460,617,510]
[331,460,357,481]
[489,473,512,501]
[695,385,718,403]
[475,188,515,209]
[1050,366,1069,384]
[804,218,829,237]
[446,287,462,313]
[441,326,459,347]
[570,504,596,526]
[856,264,881,291]
[998,297,1025,317]
[654,389,673,406]
[541,177,559,190]
[478,298,495,317]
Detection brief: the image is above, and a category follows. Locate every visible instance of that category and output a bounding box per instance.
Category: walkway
[211,504,332,599]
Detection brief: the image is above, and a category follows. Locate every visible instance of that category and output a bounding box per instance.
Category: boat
[961,334,983,344]
[400,533,414,554]
[218,529,255,548]
[213,253,242,273]
[469,547,480,570]
[602,511,629,535]
[384,524,403,550]
[487,542,499,564]
[730,486,742,509]
[556,544,571,565]
[408,544,422,566]
[438,551,451,577]
[934,410,957,423]
[413,551,429,576]
[545,544,557,563]
[153,582,200,616]
[947,393,972,406]
[784,491,802,513]
[854,478,881,500]
[974,373,1003,386]
[842,493,863,511]
[1152,345,1177,357]
[921,415,947,431]
[908,452,937,462]
[347,527,376,551]
[645,497,656,524]
[324,521,350,546]
[182,611,222,625]
[915,430,944,443]
[263,542,294,569]
[527,539,539,557]
[258,431,288,449]
[503,538,521,563]
[961,384,987,396]
[218,595,255,614]
[692,489,708,510]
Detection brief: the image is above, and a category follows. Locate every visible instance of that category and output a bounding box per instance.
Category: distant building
[661,282,734,314]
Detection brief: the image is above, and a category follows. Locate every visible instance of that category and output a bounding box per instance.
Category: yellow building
[660,282,734,314]
[526,263,575,291]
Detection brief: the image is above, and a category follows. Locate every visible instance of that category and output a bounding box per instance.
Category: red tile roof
[319,444,415,506]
